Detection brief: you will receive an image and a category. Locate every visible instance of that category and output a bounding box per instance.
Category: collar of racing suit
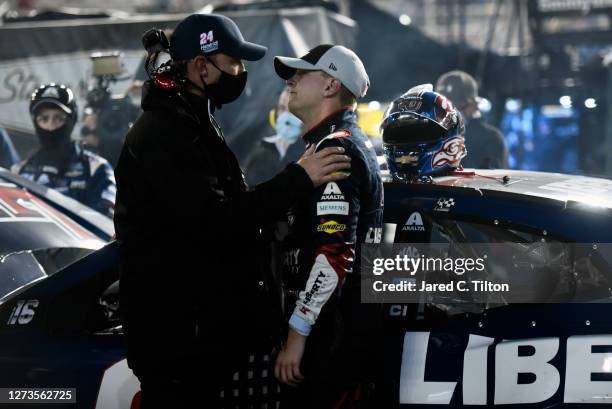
[302,106,357,145]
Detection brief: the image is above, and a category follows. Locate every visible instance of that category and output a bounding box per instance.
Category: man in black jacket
[113,14,351,408]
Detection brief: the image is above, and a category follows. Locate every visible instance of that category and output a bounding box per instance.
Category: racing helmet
[381,84,466,180]
[29,83,77,147]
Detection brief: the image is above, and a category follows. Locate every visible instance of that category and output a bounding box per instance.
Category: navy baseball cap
[170,14,267,61]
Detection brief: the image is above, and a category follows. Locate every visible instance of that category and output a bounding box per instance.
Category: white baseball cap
[274,44,370,99]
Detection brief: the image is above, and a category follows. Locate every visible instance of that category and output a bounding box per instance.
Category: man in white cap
[272,44,383,408]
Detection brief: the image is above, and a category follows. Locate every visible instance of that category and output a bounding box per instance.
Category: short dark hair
[320,71,356,106]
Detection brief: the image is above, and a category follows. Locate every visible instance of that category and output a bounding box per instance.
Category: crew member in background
[436,70,508,169]
[15,83,115,217]
[243,87,305,186]
[272,44,384,408]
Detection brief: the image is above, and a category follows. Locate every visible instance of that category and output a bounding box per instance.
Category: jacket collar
[141,81,211,127]
[302,107,357,145]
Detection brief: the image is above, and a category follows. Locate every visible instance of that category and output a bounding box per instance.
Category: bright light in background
[399,14,412,26]
[559,95,572,108]
[505,98,521,113]
[584,98,597,109]
[368,101,381,110]
[478,97,492,113]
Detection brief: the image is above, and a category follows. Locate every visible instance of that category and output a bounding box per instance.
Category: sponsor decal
[365,226,382,243]
[6,299,38,325]
[41,87,60,98]
[320,182,345,201]
[303,271,325,305]
[200,30,219,53]
[434,197,455,212]
[317,220,346,234]
[328,62,337,71]
[69,180,86,189]
[398,97,422,112]
[400,331,612,405]
[284,249,300,275]
[402,212,425,231]
[396,154,419,165]
[284,249,300,266]
[41,165,59,174]
[317,201,349,215]
[432,137,466,168]
[64,170,83,178]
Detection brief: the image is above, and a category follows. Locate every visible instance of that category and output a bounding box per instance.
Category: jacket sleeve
[115,112,313,241]
[288,136,361,336]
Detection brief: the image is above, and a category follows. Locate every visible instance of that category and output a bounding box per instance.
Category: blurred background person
[0,128,20,170]
[81,53,143,167]
[243,87,305,186]
[436,70,508,169]
[14,83,116,217]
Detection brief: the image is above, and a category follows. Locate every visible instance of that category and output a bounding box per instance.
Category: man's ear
[193,55,209,78]
[323,77,341,98]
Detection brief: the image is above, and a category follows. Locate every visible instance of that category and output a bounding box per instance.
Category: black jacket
[114,82,313,379]
[243,137,305,186]
[462,116,509,169]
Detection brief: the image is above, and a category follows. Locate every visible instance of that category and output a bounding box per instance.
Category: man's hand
[275,328,307,386]
[297,145,350,188]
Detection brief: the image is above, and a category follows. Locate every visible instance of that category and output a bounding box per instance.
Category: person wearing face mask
[15,83,116,217]
[113,14,352,409]
[243,87,305,186]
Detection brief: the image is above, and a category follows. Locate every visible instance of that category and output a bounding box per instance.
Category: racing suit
[279,108,384,408]
[16,141,115,217]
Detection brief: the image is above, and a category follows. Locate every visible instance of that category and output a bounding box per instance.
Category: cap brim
[274,56,317,79]
[31,99,73,115]
[233,41,267,61]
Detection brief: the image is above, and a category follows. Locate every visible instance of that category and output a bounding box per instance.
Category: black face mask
[35,122,74,149]
[201,59,248,110]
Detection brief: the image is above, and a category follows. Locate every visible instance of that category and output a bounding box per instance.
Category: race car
[0,169,117,408]
[380,168,612,408]
[1,167,611,408]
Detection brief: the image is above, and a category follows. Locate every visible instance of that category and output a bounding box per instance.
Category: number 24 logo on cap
[200,31,214,45]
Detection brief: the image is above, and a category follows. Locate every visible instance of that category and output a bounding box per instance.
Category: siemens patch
[317,201,349,215]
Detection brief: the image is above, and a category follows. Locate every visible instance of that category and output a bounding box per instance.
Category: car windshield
[0,247,98,301]
[0,185,106,300]
[398,217,612,315]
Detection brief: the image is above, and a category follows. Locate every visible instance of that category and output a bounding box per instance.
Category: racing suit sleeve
[289,136,361,336]
[85,158,116,218]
